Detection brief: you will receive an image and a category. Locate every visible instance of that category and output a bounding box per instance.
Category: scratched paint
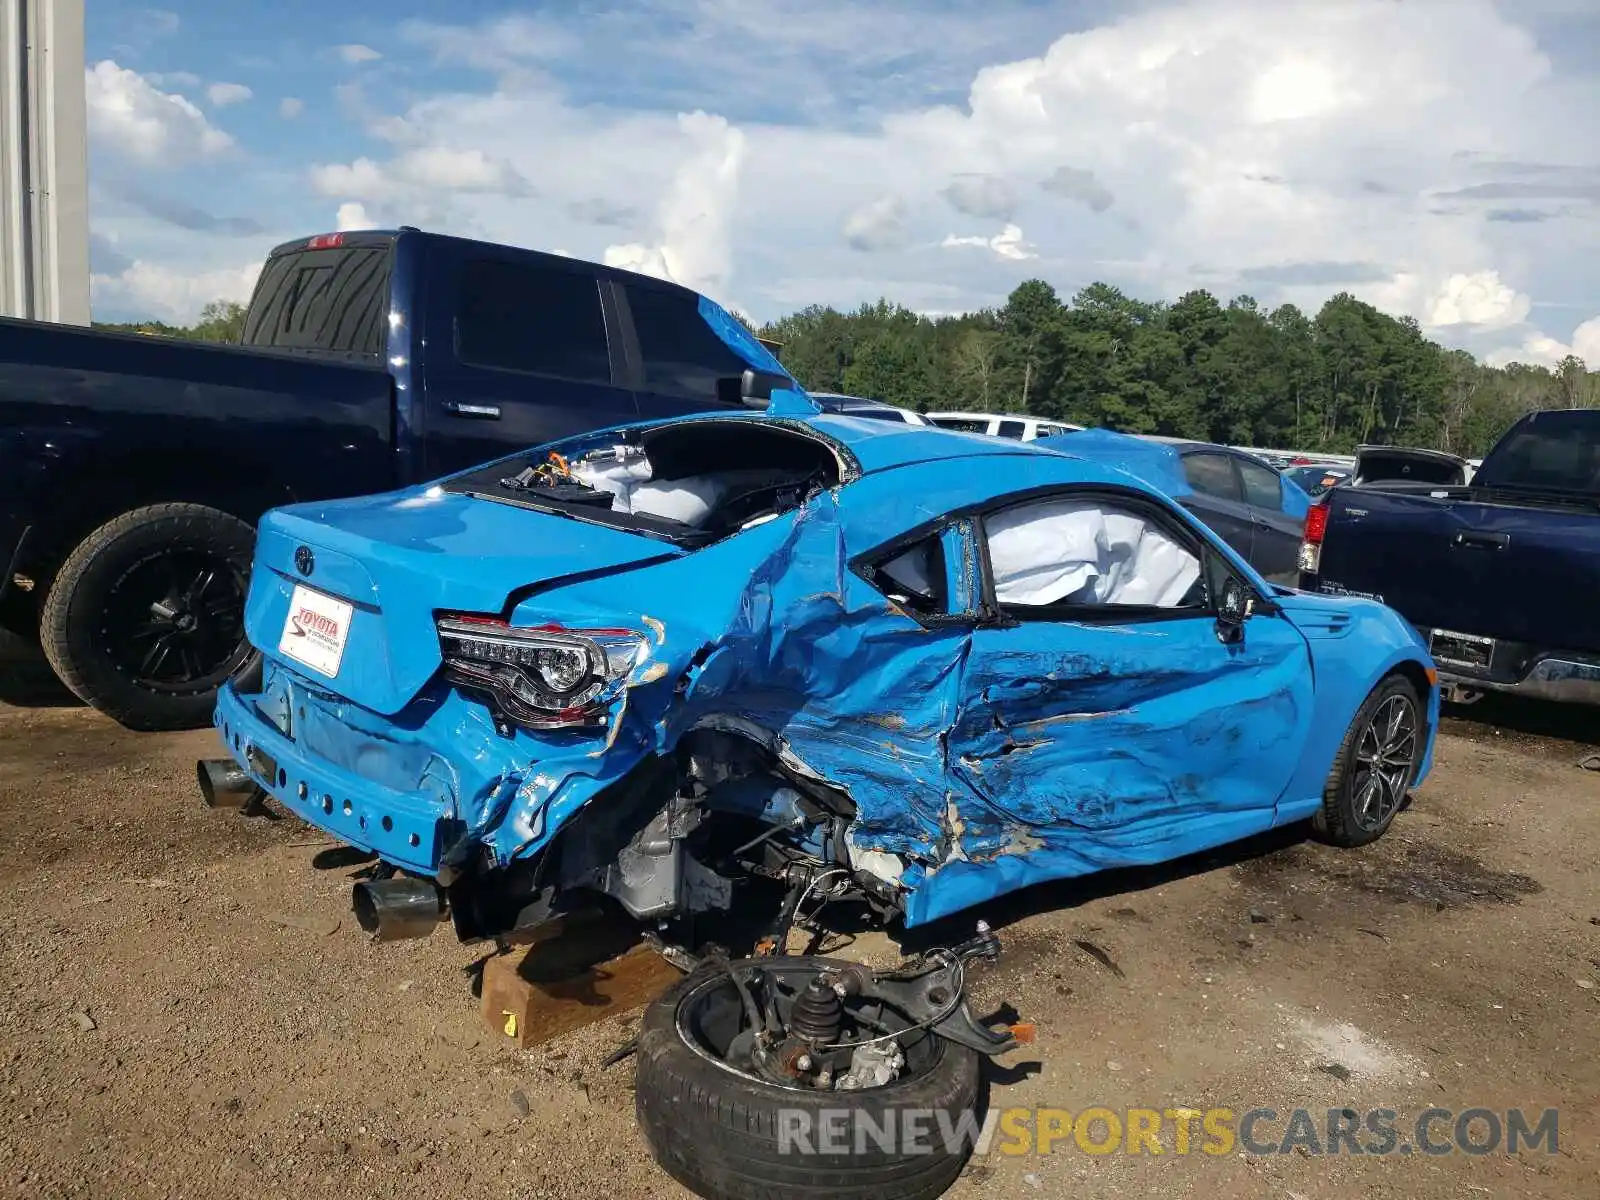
[214,399,1439,928]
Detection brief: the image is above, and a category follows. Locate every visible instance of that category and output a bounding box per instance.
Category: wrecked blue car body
[208,391,1438,943]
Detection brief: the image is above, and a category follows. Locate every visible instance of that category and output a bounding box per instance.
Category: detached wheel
[635,958,983,1200]
[1313,673,1422,847]
[40,503,261,731]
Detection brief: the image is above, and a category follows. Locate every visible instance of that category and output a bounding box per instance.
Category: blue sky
[86,0,1600,366]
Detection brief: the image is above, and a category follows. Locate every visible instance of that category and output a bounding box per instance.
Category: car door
[1235,455,1304,585]
[420,254,640,477]
[945,487,1313,866]
[616,280,756,420]
[1177,450,1256,564]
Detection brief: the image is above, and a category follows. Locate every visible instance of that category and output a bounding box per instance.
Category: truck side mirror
[740,368,791,407]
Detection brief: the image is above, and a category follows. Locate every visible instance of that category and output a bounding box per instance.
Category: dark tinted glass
[996,420,1027,439]
[1182,453,1242,501]
[933,417,990,434]
[870,536,948,616]
[1238,459,1283,509]
[626,284,748,400]
[241,246,391,355]
[456,260,611,383]
[1478,412,1600,493]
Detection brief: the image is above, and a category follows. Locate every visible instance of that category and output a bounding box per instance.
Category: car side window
[983,495,1206,615]
[1182,452,1243,502]
[456,260,612,383]
[864,535,948,617]
[1238,459,1283,510]
[996,419,1027,439]
[625,284,749,402]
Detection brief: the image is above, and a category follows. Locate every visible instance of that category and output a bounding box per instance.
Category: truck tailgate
[1316,491,1600,652]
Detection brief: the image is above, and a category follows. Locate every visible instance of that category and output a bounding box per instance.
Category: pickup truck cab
[1299,409,1600,706]
[0,228,789,729]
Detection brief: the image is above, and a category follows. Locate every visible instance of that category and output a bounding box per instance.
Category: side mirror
[740,368,792,407]
[1215,577,1251,644]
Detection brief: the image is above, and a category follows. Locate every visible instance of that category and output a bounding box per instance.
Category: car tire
[635,963,984,1200]
[1312,673,1423,848]
[40,503,261,731]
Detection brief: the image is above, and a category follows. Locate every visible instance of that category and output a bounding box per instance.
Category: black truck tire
[635,968,983,1200]
[1312,673,1423,848]
[39,503,262,731]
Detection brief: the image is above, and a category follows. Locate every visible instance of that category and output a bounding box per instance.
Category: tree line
[98,284,1598,458]
[756,281,1599,457]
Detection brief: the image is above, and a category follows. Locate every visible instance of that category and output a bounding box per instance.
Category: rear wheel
[1313,674,1422,847]
[635,958,983,1200]
[40,503,261,731]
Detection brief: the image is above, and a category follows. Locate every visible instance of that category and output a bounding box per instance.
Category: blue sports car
[202,388,1439,946]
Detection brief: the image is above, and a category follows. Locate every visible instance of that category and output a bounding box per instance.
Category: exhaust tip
[353,877,445,942]
[197,758,261,809]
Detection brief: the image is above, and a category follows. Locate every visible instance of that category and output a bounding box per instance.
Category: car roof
[636,409,1140,482]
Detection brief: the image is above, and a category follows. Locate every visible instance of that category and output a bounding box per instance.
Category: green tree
[190,300,247,343]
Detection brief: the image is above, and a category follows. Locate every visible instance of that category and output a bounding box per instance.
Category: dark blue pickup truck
[1298,408,1600,706]
[0,228,790,729]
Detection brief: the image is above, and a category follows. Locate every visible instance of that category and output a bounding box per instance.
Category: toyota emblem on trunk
[294,546,315,576]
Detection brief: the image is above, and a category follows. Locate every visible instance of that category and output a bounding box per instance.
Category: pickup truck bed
[1299,409,1600,705]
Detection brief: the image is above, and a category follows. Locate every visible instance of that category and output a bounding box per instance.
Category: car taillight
[1298,501,1329,575]
[435,615,646,730]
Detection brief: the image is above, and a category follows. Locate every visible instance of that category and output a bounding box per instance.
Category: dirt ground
[1,637,1596,1200]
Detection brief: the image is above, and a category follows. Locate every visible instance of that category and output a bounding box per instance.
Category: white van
[924,412,1083,441]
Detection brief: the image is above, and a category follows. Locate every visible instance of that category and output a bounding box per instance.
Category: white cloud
[602,112,745,293]
[280,97,304,119]
[206,82,253,108]
[335,202,377,231]
[942,223,1038,262]
[1488,315,1600,367]
[91,259,261,323]
[309,146,531,199]
[942,173,1015,220]
[337,43,382,64]
[85,60,233,163]
[161,1,1598,341]
[1426,270,1532,329]
[843,196,910,253]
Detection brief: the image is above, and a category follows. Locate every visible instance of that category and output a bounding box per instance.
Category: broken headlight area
[436,614,646,731]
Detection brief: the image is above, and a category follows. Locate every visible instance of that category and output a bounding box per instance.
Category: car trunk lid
[246,487,682,714]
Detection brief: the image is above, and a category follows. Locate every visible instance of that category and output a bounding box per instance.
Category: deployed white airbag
[987,499,1200,608]
[572,453,654,513]
[627,474,729,524]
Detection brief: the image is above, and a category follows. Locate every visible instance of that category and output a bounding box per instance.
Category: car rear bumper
[213,681,455,873]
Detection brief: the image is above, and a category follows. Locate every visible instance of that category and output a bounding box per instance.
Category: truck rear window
[240,246,392,356]
[1477,412,1600,495]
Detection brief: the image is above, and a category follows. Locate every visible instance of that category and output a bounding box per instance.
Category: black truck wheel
[1312,673,1423,847]
[635,961,984,1200]
[39,503,261,731]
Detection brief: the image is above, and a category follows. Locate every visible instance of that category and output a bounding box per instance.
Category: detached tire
[1313,672,1423,848]
[40,503,261,731]
[635,966,983,1200]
